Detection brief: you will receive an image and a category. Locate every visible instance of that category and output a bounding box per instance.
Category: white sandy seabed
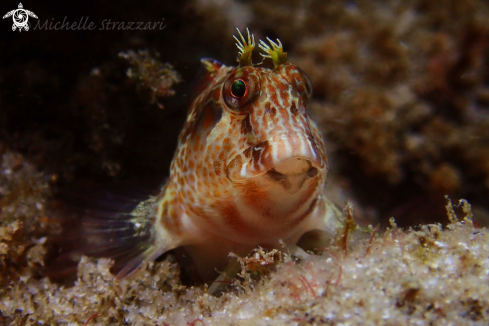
[1,209,488,325]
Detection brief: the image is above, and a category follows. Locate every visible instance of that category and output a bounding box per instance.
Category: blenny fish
[66,29,342,284]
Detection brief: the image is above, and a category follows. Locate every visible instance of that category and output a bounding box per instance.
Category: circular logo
[3,3,38,32]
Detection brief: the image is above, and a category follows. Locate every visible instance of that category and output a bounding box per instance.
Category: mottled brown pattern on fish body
[162,43,325,228]
[142,30,339,281]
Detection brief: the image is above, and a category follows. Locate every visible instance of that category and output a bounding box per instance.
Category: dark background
[1,0,489,228]
[0,1,236,185]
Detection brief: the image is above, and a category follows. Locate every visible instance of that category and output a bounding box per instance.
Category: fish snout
[227,134,327,186]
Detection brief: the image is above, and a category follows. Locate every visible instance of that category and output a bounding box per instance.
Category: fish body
[88,30,343,282]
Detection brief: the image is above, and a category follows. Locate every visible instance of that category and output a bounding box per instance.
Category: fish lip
[226,135,327,182]
[265,164,319,194]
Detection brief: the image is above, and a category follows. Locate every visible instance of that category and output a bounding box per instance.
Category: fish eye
[222,68,260,114]
[231,79,247,98]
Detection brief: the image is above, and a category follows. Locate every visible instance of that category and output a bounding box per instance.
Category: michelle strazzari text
[33,17,166,31]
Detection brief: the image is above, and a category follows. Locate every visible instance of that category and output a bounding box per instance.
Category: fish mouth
[265,158,319,193]
[267,158,319,179]
[226,135,327,185]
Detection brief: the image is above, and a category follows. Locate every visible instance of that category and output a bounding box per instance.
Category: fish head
[170,33,327,244]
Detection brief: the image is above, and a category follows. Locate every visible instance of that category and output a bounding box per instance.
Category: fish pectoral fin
[296,229,335,252]
[321,196,345,232]
[286,243,312,260]
[49,193,181,282]
[207,257,242,296]
[296,196,345,251]
[115,245,168,279]
[114,196,181,279]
